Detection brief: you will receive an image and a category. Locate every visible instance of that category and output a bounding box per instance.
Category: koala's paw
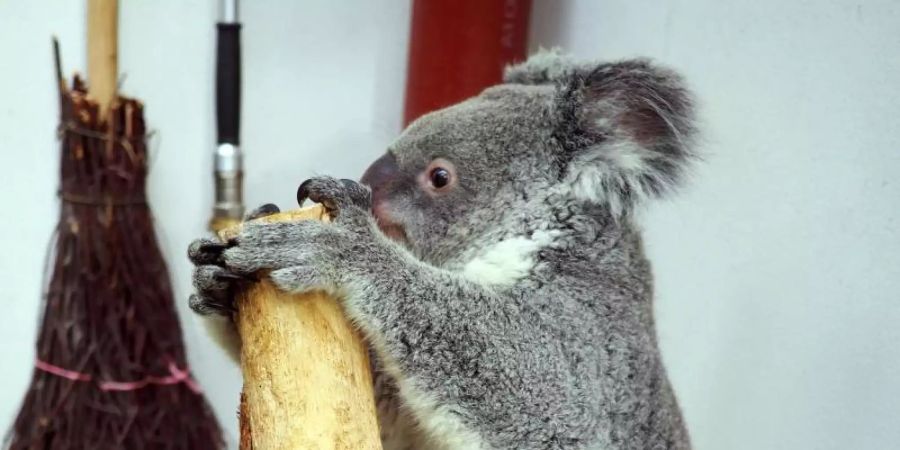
[269,264,336,296]
[188,240,249,317]
[296,176,371,221]
[222,219,347,295]
[245,203,282,221]
[187,203,281,317]
[189,262,238,317]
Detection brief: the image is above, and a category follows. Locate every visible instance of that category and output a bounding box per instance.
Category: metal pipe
[222,0,238,23]
[210,0,244,229]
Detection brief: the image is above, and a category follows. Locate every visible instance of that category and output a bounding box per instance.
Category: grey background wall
[2,1,898,449]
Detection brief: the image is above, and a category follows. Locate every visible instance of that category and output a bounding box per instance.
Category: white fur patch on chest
[461,230,560,286]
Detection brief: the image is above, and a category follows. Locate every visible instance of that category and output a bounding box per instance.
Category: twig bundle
[6,75,223,449]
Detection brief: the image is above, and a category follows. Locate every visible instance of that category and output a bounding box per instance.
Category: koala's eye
[421,158,457,194]
[430,167,451,188]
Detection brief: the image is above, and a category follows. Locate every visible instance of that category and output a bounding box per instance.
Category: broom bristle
[6,76,224,449]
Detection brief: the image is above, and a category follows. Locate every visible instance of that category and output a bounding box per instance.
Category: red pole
[403,0,532,126]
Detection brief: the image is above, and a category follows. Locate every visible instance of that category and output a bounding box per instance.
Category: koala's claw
[188,238,230,265]
[188,264,256,317]
[189,293,233,316]
[214,270,255,282]
[296,176,371,216]
[246,203,281,221]
[190,265,241,316]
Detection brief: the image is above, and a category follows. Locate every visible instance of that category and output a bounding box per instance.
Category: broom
[6,1,223,448]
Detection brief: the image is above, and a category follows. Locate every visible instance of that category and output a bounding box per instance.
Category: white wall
[2,1,898,449]
[0,1,410,448]
[530,1,900,449]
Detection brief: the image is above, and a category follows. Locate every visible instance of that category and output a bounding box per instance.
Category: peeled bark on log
[219,205,382,450]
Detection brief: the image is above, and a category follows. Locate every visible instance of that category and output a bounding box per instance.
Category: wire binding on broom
[59,191,147,206]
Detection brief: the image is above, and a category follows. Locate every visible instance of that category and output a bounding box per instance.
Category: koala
[189,50,697,450]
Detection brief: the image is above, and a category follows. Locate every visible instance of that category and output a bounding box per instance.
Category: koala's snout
[361,152,398,192]
[361,152,399,213]
[361,152,407,243]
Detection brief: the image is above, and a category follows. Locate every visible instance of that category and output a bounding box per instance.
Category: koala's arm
[339,249,565,445]
[197,178,599,449]
[281,239,588,449]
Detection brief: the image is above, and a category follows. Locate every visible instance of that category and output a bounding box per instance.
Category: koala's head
[361,50,696,269]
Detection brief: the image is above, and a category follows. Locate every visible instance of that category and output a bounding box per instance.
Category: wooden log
[219,204,382,450]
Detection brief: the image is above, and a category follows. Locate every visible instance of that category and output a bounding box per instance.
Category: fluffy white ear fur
[563,139,681,217]
[503,48,575,85]
[507,51,697,214]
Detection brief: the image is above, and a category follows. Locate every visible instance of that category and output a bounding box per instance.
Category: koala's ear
[503,48,577,85]
[552,59,697,213]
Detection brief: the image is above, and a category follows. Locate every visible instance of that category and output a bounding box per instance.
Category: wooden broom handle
[87,0,118,114]
[219,205,382,450]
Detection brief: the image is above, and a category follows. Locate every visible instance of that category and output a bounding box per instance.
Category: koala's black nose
[360,152,398,191]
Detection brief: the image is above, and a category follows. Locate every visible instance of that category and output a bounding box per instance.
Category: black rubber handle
[216,23,241,145]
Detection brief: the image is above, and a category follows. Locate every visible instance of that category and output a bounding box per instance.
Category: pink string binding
[35,358,202,394]
[34,358,92,382]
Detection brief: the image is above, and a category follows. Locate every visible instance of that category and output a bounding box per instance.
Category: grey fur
[189,50,696,449]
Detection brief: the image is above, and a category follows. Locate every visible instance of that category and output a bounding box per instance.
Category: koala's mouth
[372,207,409,244]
